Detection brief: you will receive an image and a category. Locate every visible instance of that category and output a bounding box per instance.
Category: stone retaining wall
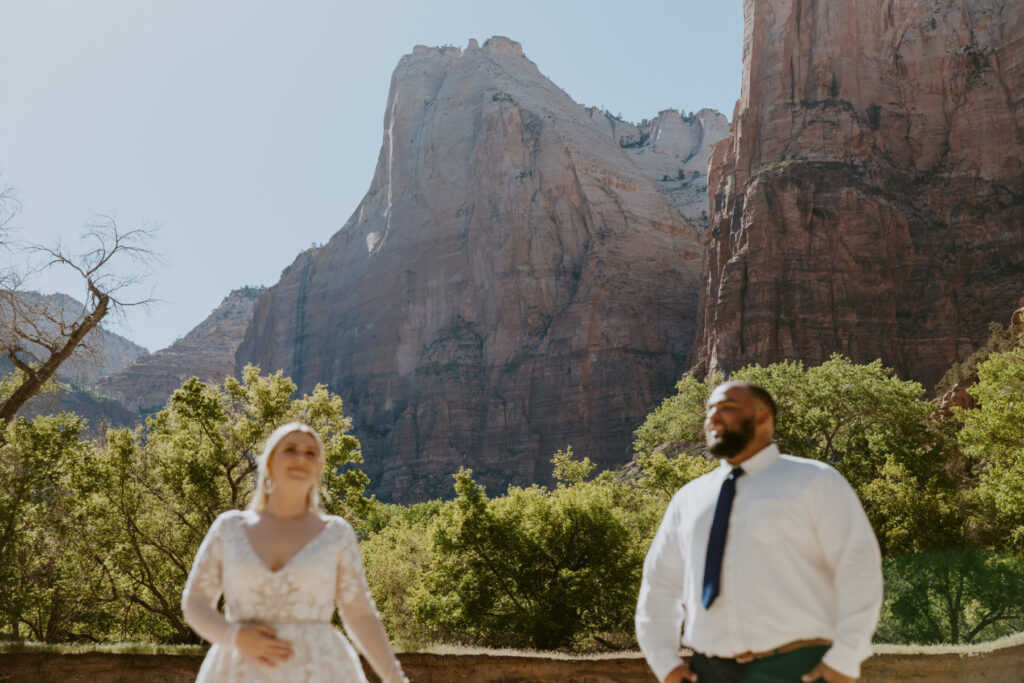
[1,646,1022,682]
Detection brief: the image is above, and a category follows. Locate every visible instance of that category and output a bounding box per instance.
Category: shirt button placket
[724,534,742,653]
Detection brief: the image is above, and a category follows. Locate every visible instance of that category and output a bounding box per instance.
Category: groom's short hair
[723,381,777,421]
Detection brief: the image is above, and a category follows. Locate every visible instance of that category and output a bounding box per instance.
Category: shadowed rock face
[693,0,1024,389]
[236,37,706,502]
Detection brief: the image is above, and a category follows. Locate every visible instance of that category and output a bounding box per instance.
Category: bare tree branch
[0,212,160,425]
[0,184,21,238]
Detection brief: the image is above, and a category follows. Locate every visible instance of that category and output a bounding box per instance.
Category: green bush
[411,455,657,651]
[361,500,445,647]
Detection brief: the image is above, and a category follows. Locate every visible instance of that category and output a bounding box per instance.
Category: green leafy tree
[733,357,945,492]
[632,376,718,499]
[415,455,650,650]
[633,356,965,555]
[551,446,594,486]
[633,376,714,460]
[877,549,1024,644]
[936,322,1022,394]
[360,499,446,647]
[856,454,965,557]
[633,448,717,501]
[0,413,115,641]
[82,366,366,642]
[959,346,1024,550]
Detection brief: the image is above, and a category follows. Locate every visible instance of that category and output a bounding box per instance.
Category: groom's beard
[708,416,756,458]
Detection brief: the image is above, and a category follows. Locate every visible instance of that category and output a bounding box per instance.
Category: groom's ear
[753,404,775,435]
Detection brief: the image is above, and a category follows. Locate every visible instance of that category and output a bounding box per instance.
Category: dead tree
[0,205,158,425]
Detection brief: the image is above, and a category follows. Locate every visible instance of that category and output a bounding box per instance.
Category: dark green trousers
[690,645,831,683]
[744,644,831,682]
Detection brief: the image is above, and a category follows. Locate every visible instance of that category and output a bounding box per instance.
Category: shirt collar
[716,442,780,476]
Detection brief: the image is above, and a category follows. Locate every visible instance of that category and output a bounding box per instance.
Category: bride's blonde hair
[249,422,325,512]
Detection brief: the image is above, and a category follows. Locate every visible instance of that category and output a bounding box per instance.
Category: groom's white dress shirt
[635,444,883,682]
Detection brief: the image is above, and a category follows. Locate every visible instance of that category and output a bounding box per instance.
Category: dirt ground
[1,644,1022,682]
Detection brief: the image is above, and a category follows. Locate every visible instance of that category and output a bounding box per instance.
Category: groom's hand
[802,661,855,683]
[665,660,698,683]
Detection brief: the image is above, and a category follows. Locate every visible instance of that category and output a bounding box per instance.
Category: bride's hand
[236,624,293,666]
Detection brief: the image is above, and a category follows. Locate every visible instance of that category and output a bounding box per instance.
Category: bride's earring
[265,476,276,493]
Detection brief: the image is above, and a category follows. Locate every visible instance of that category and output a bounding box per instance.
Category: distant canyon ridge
[81,0,1023,502]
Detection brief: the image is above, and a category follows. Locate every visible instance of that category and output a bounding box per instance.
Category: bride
[182,422,407,682]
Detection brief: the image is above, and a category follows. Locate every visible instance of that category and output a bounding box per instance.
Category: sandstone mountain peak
[481,35,524,56]
[236,38,720,501]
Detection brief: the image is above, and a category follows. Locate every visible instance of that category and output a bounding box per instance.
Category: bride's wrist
[225,623,242,649]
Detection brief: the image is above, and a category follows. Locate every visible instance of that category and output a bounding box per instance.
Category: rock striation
[98,287,263,413]
[236,37,710,502]
[693,0,1024,389]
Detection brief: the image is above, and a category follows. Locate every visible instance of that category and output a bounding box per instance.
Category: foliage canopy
[0,366,366,642]
[4,348,1024,650]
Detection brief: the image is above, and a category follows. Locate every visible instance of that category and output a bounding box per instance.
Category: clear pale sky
[0,0,743,352]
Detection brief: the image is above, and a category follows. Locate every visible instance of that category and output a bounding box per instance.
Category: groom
[635,381,882,683]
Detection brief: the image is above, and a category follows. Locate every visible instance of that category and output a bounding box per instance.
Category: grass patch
[872,631,1024,656]
[0,641,206,655]
[409,644,646,659]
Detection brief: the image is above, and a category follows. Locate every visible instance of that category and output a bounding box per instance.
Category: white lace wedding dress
[182,510,406,683]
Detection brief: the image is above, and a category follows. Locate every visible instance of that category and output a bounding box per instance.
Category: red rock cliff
[236,38,706,502]
[693,0,1024,388]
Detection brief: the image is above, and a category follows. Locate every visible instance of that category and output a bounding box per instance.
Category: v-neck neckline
[240,510,330,574]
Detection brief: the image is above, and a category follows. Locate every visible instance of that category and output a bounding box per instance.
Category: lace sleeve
[335,519,407,683]
[181,513,241,648]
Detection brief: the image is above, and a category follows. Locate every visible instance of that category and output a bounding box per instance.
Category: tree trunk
[0,292,108,425]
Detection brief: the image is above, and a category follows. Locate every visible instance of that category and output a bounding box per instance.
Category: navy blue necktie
[702,467,744,608]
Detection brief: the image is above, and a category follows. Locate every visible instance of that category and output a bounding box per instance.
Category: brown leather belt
[732,638,833,664]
